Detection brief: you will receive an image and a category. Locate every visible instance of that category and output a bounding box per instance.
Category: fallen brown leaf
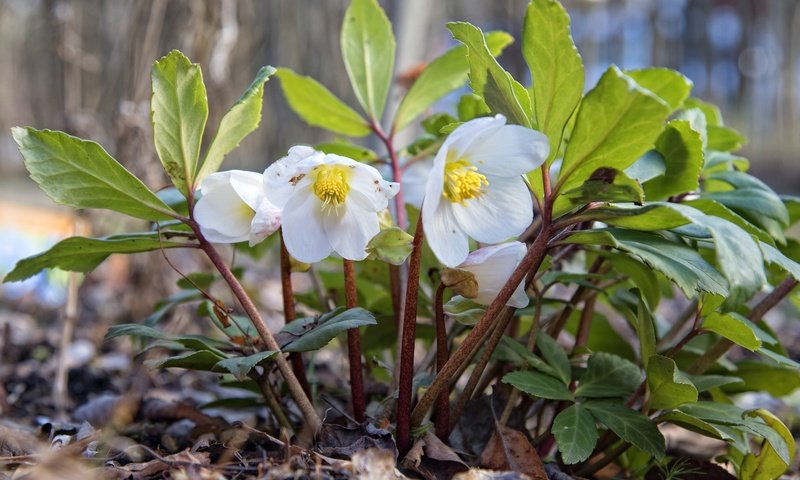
[478,425,546,480]
[402,431,468,480]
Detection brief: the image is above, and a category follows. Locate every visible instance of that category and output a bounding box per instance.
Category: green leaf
[394,31,513,131]
[562,229,728,297]
[575,352,642,398]
[151,50,208,195]
[635,296,657,365]
[443,296,486,326]
[642,120,703,200]
[12,128,177,221]
[149,350,225,371]
[683,98,722,126]
[584,400,665,460]
[555,66,671,209]
[340,0,395,120]
[685,199,773,244]
[656,411,730,440]
[625,151,666,184]
[678,401,748,426]
[282,307,377,352]
[106,323,172,341]
[196,66,275,182]
[447,22,531,127]
[366,227,414,265]
[723,360,800,397]
[625,68,692,111]
[536,332,571,384]
[275,68,370,136]
[562,167,644,205]
[503,371,574,401]
[213,350,278,381]
[523,0,583,161]
[707,125,746,152]
[496,336,560,378]
[685,374,743,392]
[4,234,185,283]
[740,409,795,479]
[703,312,762,351]
[646,355,698,410]
[315,142,377,162]
[552,404,598,464]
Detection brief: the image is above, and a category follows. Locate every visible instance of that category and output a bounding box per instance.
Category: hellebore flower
[422,114,549,267]
[443,241,529,308]
[263,146,400,263]
[194,170,281,246]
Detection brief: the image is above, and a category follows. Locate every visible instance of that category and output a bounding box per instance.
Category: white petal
[322,198,379,261]
[227,170,265,210]
[194,175,253,243]
[451,176,533,244]
[444,115,506,159]
[423,200,469,268]
[263,146,324,208]
[249,198,282,246]
[281,192,332,263]
[466,125,550,177]
[421,145,448,223]
[461,242,529,308]
[401,159,432,208]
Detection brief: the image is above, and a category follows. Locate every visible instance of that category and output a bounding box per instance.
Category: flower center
[443,157,488,205]
[311,164,351,207]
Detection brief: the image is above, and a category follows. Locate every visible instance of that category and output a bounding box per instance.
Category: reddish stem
[280,239,311,398]
[433,282,450,441]
[371,121,407,230]
[343,259,366,422]
[396,215,425,455]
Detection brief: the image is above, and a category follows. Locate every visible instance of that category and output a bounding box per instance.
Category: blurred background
[1,0,799,304]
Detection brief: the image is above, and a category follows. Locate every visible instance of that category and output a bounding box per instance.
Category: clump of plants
[6,0,799,478]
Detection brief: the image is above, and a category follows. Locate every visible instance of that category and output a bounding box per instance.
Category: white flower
[263,146,400,263]
[422,114,549,267]
[193,170,281,246]
[454,241,529,308]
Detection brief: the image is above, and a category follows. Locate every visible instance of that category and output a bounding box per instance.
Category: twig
[343,259,365,422]
[188,219,321,432]
[280,238,311,398]
[433,282,450,440]
[396,215,425,455]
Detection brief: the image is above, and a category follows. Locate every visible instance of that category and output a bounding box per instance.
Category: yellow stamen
[311,164,351,208]
[443,156,488,205]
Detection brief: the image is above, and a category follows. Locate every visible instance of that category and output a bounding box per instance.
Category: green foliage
[151,50,208,196]
[551,404,597,464]
[4,234,184,282]
[11,128,177,221]
[276,68,371,136]
[394,31,513,132]
[503,371,574,400]
[447,22,531,127]
[281,307,377,352]
[196,66,276,182]
[575,352,642,398]
[584,400,666,459]
[340,0,395,120]
[646,355,698,410]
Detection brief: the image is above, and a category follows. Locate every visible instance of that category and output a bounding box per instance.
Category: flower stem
[371,121,407,230]
[433,282,450,441]
[189,220,321,432]
[343,259,366,422]
[687,276,798,374]
[410,226,553,430]
[280,238,311,398]
[396,214,425,455]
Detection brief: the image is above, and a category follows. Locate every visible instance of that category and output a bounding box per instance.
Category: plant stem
[499,298,542,426]
[280,238,311,398]
[371,121,407,230]
[251,371,292,432]
[576,441,631,477]
[397,215,425,455]
[546,257,606,337]
[410,226,553,429]
[433,282,450,441]
[450,307,516,430]
[343,259,366,422]
[189,220,321,432]
[572,293,597,354]
[687,276,798,374]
